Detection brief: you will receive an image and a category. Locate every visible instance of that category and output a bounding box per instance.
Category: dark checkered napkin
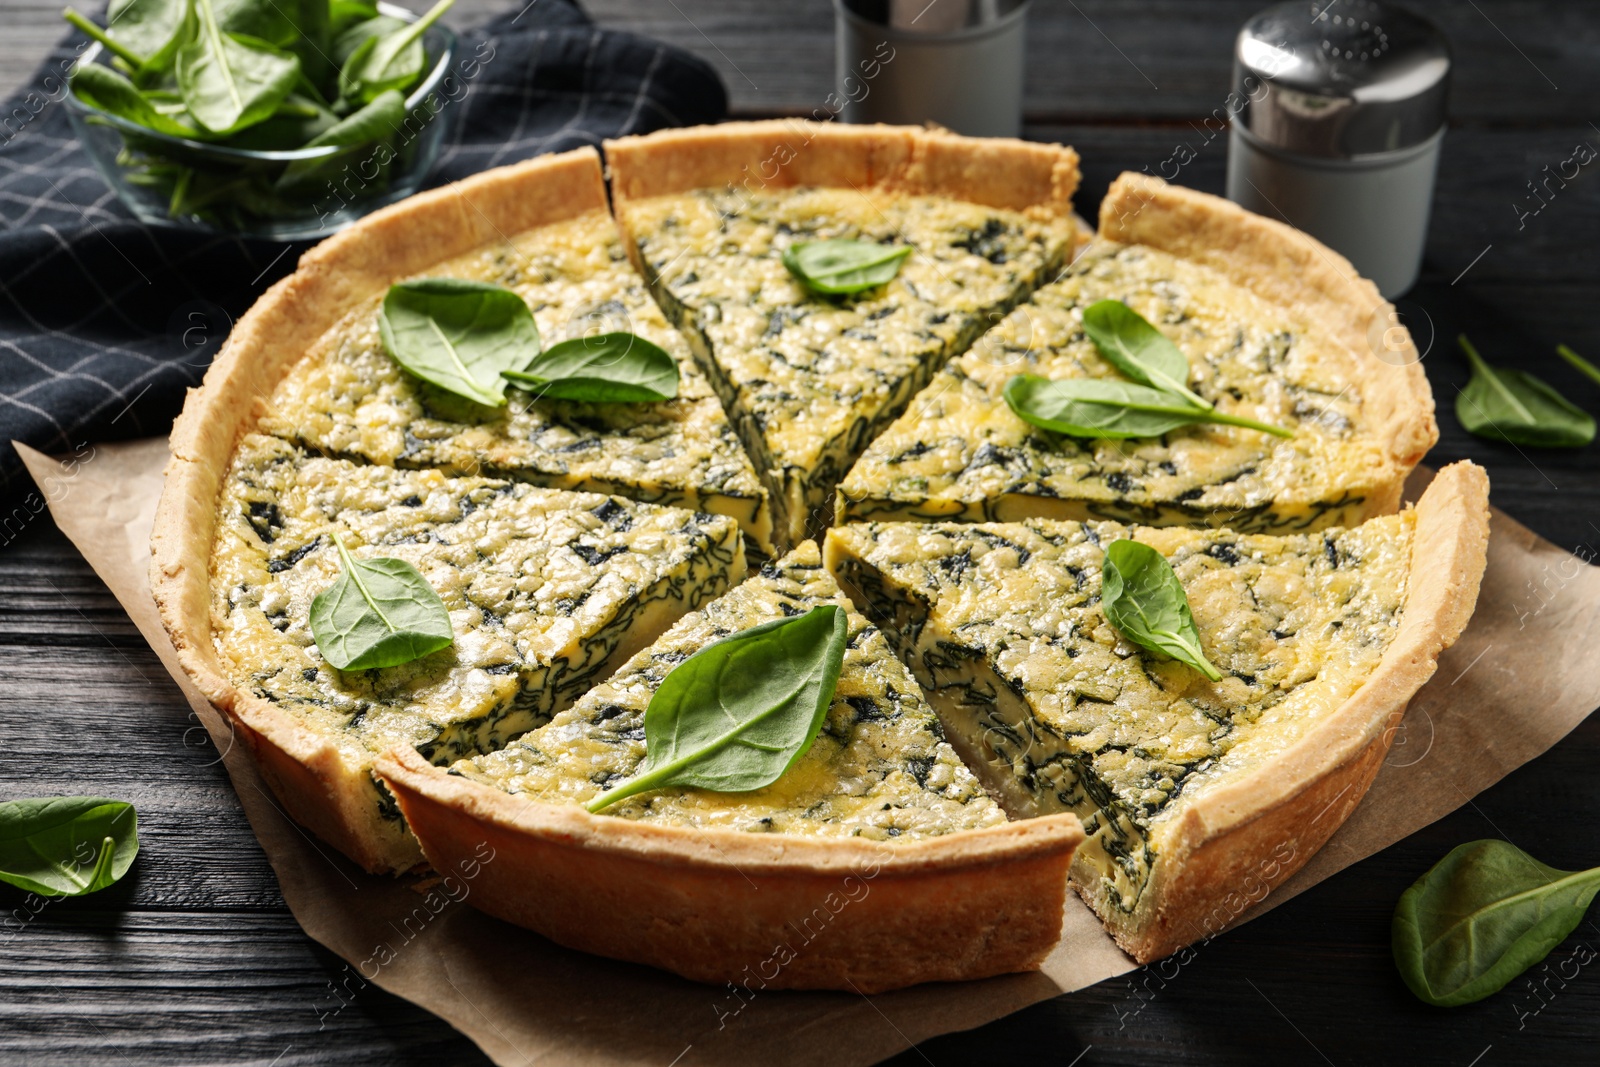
[0,0,726,505]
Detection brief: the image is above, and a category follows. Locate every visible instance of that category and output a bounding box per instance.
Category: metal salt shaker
[1227,1,1450,297]
[834,0,1032,139]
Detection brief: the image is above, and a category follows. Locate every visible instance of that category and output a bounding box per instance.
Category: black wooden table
[3,2,1599,1064]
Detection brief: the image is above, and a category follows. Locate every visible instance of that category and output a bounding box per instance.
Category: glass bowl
[64,4,459,241]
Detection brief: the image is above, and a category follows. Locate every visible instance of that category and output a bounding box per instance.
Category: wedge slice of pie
[838,173,1437,534]
[254,153,775,557]
[202,433,743,872]
[824,462,1488,961]
[606,122,1081,547]
[376,542,1084,991]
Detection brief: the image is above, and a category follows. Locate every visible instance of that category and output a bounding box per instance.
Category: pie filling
[211,434,744,821]
[452,542,1006,841]
[255,209,776,557]
[622,186,1073,546]
[824,514,1413,914]
[839,241,1394,534]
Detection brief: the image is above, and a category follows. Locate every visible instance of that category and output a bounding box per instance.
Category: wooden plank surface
[2,2,1599,1066]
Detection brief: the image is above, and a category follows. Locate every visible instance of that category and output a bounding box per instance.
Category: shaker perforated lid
[1233,1,1450,159]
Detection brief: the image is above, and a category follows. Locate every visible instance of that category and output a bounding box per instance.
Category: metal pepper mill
[1227,1,1451,298]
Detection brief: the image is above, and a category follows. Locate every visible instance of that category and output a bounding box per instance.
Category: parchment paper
[18,438,1600,1067]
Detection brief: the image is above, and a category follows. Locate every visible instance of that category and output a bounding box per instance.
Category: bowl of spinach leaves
[63,0,459,240]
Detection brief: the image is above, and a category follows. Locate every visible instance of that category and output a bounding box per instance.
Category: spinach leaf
[782,238,913,296]
[379,278,541,407]
[1456,335,1595,448]
[71,62,201,137]
[104,0,191,74]
[0,797,138,897]
[276,87,403,188]
[1557,343,1600,389]
[1081,299,1213,409]
[340,0,452,104]
[502,332,680,403]
[332,13,404,65]
[64,7,153,68]
[225,91,337,150]
[1101,539,1221,681]
[177,0,300,135]
[1003,374,1293,440]
[213,0,299,48]
[329,0,380,37]
[586,605,849,813]
[309,533,454,671]
[1393,839,1600,1007]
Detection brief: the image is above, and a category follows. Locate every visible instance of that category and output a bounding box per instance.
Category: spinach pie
[151,123,1477,992]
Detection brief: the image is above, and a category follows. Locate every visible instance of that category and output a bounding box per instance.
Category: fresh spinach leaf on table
[782,238,913,296]
[309,533,455,671]
[379,278,542,407]
[1556,343,1600,389]
[1393,839,1600,1006]
[1100,539,1222,681]
[0,797,139,897]
[1455,335,1594,448]
[586,605,849,813]
[502,332,681,403]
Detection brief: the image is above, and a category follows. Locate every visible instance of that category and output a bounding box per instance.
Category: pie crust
[148,122,1477,987]
[604,119,1081,221]
[375,744,1084,992]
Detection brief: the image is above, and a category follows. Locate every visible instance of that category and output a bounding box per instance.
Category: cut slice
[375,542,1085,991]
[451,540,1005,839]
[838,173,1437,534]
[253,154,774,557]
[206,434,744,872]
[606,121,1080,548]
[824,462,1488,961]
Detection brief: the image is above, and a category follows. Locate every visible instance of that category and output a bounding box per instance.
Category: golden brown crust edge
[1099,172,1438,520]
[374,746,1085,992]
[149,149,618,873]
[603,119,1081,224]
[1103,461,1490,962]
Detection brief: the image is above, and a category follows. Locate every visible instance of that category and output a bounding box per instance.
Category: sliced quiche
[606,122,1081,548]
[824,462,1488,962]
[376,542,1083,991]
[150,128,1474,990]
[254,156,775,557]
[839,174,1437,534]
[204,433,742,872]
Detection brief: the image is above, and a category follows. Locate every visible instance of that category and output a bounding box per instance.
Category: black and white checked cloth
[0,0,726,505]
